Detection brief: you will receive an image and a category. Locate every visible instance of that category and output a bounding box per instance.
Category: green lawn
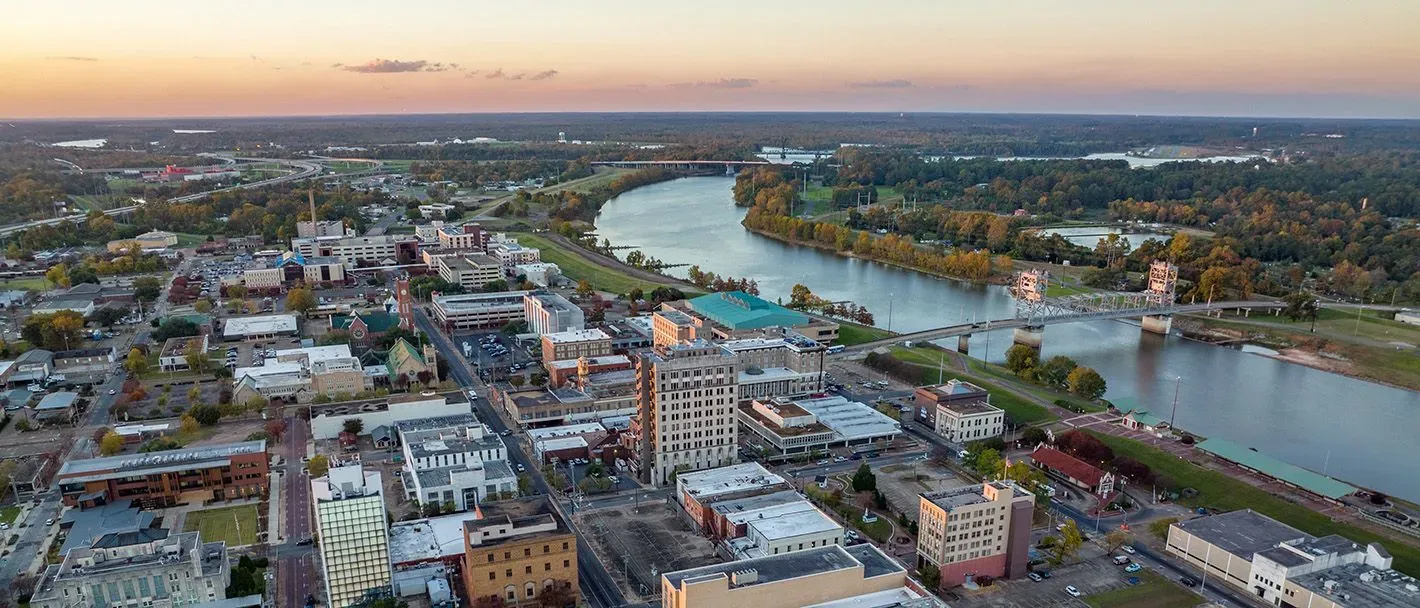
[514,233,675,295]
[379,160,417,172]
[836,322,895,346]
[854,516,893,542]
[0,277,50,291]
[1090,432,1420,577]
[0,506,20,525]
[183,504,259,547]
[1084,571,1200,608]
[888,346,1056,425]
[175,233,212,247]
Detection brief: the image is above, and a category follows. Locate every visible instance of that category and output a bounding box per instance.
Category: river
[594,176,1420,502]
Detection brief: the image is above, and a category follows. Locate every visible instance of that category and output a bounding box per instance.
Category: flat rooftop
[526,422,606,440]
[921,380,987,398]
[805,588,943,608]
[663,543,901,590]
[712,490,807,519]
[938,400,1000,416]
[59,440,266,478]
[548,355,631,370]
[542,328,610,344]
[1291,562,1420,608]
[1173,510,1308,561]
[678,462,787,499]
[795,395,902,442]
[747,505,841,540]
[223,314,298,337]
[922,485,989,511]
[434,290,530,312]
[1196,438,1357,500]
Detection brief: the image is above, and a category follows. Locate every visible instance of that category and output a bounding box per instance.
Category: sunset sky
[3,0,1418,118]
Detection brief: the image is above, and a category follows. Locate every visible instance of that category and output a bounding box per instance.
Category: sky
[2,0,1418,119]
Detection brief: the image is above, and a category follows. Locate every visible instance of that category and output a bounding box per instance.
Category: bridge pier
[957,334,971,355]
[1012,326,1044,350]
[1141,314,1173,335]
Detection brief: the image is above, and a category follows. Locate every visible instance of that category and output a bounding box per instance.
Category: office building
[491,369,638,426]
[545,354,631,387]
[913,380,989,427]
[934,400,1004,444]
[313,465,394,608]
[540,328,612,367]
[523,292,584,335]
[462,497,578,607]
[675,462,790,531]
[1168,510,1417,608]
[720,331,826,402]
[916,481,1034,588]
[738,394,901,459]
[399,417,516,511]
[432,291,531,331]
[30,528,231,608]
[56,441,268,508]
[514,262,561,287]
[681,291,840,343]
[298,219,349,238]
[293,234,419,265]
[221,314,299,342]
[724,498,844,560]
[652,310,701,347]
[661,544,920,608]
[628,340,740,485]
[486,240,541,273]
[243,252,347,289]
[437,253,503,291]
[437,224,488,251]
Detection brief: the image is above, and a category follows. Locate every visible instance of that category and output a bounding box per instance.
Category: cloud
[528,70,559,81]
[484,68,505,79]
[47,56,99,62]
[671,78,758,89]
[341,59,449,74]
[850,79,913,88]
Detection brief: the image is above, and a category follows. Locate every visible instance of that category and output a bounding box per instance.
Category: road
[274,415,318,608]
[413,308,626,608]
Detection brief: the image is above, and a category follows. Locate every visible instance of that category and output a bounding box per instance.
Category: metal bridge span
[840,300,1285,353]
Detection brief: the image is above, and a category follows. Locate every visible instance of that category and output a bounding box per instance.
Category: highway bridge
[591,159,772,169]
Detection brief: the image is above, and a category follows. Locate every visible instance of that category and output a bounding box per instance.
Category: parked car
[1120,545,1136,554]
[1179,576,1199,587]
[1124,563,1142,573]
[1027,572,1043,582]
[1112,555,1131,565]
[1064,585,1080,597]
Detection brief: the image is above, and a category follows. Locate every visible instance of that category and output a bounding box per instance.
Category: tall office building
[629,339,740,486]
[312,464,393,607]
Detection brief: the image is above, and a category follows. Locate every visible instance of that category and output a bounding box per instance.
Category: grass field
[176,233,211,247]
[0,506,19,525]
[1084,571,1200,608]
[889,346,1056,425]
[514,233,675,295]
[1090,432,1420,577]
[836,322,895,346]
[0,276,49,291]
[379,160,417,172]
[183,504,259,547]
[1196,308,1420,390]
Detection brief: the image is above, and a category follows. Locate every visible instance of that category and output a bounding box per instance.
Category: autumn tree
[45,262,71,288]
[125,347,149,377]
[1066,366,1107,400]
[180,414,199,433]
[286,287,317,317]
[99,431,125,456]
[307,454,330,478]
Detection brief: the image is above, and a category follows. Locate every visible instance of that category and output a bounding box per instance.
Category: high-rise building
[312,465,393,607]
[523,292,584,335]
[629,339,740,485]
[916,481,1034,589]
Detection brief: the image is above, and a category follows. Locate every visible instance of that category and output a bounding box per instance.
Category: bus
[826,344,846,354]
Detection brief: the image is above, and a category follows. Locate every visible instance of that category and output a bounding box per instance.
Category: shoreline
[1177,319,1420,393]
[739,223,1009,286]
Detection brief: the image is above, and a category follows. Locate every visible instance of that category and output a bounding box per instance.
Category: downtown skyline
[3,0,1419,119]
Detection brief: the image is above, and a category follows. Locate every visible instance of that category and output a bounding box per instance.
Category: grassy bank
[514,233,678,295]
[836,321,895,346]
[1089,431,1420,577]
[886,346,1056,425]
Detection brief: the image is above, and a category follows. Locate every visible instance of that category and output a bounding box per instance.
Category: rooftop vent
[730,569,758,586]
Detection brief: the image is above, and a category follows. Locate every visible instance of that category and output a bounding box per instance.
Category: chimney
[309,188,318,227]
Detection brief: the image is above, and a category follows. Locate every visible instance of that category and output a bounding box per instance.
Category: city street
[274,416,317,608]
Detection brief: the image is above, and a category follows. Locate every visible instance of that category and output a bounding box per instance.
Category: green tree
[343,418,364,435]
[286,287,317,317]
[1004,344,1039,375]
[45,262,71,288]
[1038,355,1078,389]
[1021,427,1049,446]
[1282,292,1318,322]
[575,279,594,297]
[1066,366,1107,400]
[851,462,877,492]
[971,447,1003,479]
[1055,520,1084,564]
[917,564,941,590]
[193,299,214,314]
[133,276,162,301]
[125,347,149,376]
[307,454,330,478]
[227,284,248,300]
[184,339,210,374]
[99,431,125,456]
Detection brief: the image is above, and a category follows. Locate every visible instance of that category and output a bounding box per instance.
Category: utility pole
[1168,376,1182,428]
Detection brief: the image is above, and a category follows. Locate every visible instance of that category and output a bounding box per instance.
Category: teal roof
[688,291,809,330]
[1196,438,1357,500]
[1127,410,1168,428]
[331,311,400,333]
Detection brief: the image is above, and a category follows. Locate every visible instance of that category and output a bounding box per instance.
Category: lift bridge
[839,261,1285,354]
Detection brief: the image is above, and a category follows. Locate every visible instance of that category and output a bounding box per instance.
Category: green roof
[1127,410,1168,428]
[1196,438,1357,500]
[331,311,400,333]
[385,338,426,376]
[687,291,809,330]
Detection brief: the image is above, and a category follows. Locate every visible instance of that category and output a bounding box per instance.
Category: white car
[1121,545,1136,554]
[1065,585,1081,597]
[108,389,116,395]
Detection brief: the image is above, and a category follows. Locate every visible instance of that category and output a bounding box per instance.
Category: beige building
[523,292,584,335]
[720,331,826,402]
[487,240,541,272]
[934,400,1004,444]
[462,497,578,607]
[293,234,417,265]
[916,481,1034,588]
[540,328,612,366]
[432,291,531,330]
[652,310,701,347]
[312,465,392,608]
[105,230,179,252]
[1166,510,1412,608]
[629,340,739,486]
[661,544,915,608]
[437,254,503,291]
[438,224,487,250]
[29,528,232,608]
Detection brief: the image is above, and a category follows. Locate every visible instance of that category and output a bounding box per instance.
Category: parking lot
[945,547,1143,608]
[574,501,721,602]
[454,330,541,382]
[873,460,970,522]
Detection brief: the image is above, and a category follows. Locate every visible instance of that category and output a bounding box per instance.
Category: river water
[594,176,1420,501]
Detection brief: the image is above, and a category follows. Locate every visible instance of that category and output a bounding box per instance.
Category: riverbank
[513,232,694,295]
[740,223,1009,285]
[1177,310,1420,392]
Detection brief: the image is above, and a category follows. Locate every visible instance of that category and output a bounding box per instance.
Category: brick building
[462,497,577,607]
[55,441,268,508]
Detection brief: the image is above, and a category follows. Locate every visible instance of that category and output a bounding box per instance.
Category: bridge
[590,160,771,171]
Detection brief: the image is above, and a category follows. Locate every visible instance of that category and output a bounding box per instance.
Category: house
[1029,445,1115,498]
[330,310,401,351]
[371,425,396,449]
[1120,409,1169,435]
[386,338,439,387]
[159,335,210,372]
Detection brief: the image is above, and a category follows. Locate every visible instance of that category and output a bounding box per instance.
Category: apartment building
[399,418,516,511]
[523,292,584,335]
[628,340,740,486]
[916,481,1034,588]
[55,441,269,508]
[1166,510,1415,608]
[437,224,488,250]
[661,544,923,608]
[29,529,232,608]
[313,465,394,608]
[437,253,503,291]
[432,291,530,331]
[462,497,578,607]
[486,240,541,273]
[540,328,612,366]
[934,400,1005,444]
[293,234,418,265]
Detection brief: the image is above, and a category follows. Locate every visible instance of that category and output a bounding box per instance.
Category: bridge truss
[1009,261,1180,325]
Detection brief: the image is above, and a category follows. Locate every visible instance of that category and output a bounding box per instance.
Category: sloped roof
[688,291,808,330]
[385,338,426,376]
[1030,445,1107,487]
[1196,438,1356,500]
[332,310,400,333]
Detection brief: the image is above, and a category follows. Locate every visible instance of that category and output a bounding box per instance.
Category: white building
[309,395,470,440]
[222,314,299,341]
[720,332,826,403]
[415,221,446,243]
[313,465,393,608]
[298,219,350,238]
[432,291,530,330]
[293,234,416,265]
[513,262,561,287]
[232,344,369,404]
[486,240,541,273]
[437,225,487,250]
[418,203,457,219]
[29,529,232,608]
[726,500,845,560]
[523,292,584,335]
[738,394,901,458]
[436,254,503,291]
[399,418,516,511]
[934,400,1004,444]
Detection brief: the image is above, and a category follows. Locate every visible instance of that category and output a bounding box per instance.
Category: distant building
[652,310,701,347]
[232,344,369,404]
[461,497,578,607]
[523,292,584,335]
[243,251,347,289]
[436,253,503,291]
[540,328,612,367]
[105,230,179,252]
[917,481,1034,588]
[737,394,900,459]
[1167,510,1415,608]
[29,528,232,608]
[675,462,790,531]
[292,234,418,265]
[159,335,209,372]
[56,441,268,507]
[297,219,349,238]
[308,394,470,441]
[628,340,740,485]
[486,239,541,274]
[661,544,924,608]
[513,262,560,287]
[313,465,394,608]
[720,330,826,403]
[490,369,638,427]
[1028,445,1115,498]
[437,224,488,251]
[677,292,840,343]
[418,203,457,219]
[545,354,631,387]
[330,310,400,351]
[222,314,299,342]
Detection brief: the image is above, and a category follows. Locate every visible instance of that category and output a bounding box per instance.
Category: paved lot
[575,502,720,602]
[946,549,1135,608]
[874,460,969,522]
[454,330,541,383]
